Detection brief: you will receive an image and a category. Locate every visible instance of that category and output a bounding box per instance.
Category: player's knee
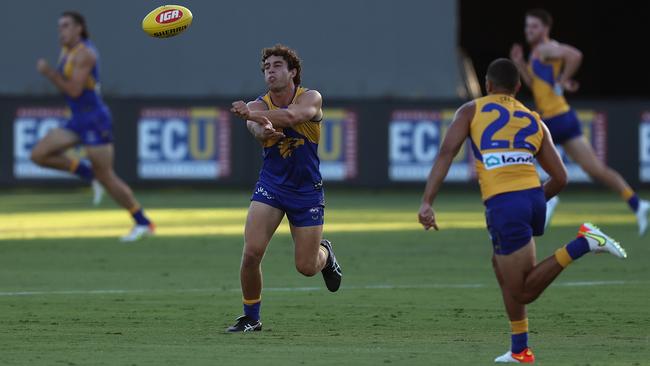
[512,291,538,305]
[241,247,264,269]
[583,161,606,179]
[30,148,46,165]
[295,260,319,277]
[92,167,113,183]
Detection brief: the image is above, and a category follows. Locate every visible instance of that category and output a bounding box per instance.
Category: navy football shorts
[544,109,582,145]
[251,181,325,227]
[484,187,546,255]
[64,106,113,145]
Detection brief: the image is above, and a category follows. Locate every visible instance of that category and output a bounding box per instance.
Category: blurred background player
[32,11,154,242]
[418,59,627,363]
[510,8,650,235]
[226,45,342,332]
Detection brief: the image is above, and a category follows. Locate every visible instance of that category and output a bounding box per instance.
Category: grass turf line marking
[0,280,640,297]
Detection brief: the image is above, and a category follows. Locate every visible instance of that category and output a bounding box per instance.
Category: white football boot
[578,223,627,258]
[92,179,105,206]
[544,196,559,229]
[494,348,535,363]
[636,200,649,236]
[120,224,155,243]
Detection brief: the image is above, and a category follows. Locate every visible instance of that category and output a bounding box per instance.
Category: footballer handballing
[32,11,154,242]
[226,45,342,332]
[510,9,649,235]
[418,59,627,363]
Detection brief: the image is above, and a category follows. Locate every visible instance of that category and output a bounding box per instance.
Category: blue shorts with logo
[544,109,582,145]
[64,106,113,145]
[484,187,546,255]
[251,181,325,227]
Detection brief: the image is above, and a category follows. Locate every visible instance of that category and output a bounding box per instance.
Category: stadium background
[2,0,649,188]
[1,1,650,365]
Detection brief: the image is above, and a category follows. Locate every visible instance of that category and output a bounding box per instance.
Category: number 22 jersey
[469,94,545,201]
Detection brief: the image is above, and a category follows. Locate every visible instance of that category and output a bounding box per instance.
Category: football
[142,5,193,38]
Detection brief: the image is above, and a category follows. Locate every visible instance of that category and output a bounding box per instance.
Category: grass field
[0,189,648,365]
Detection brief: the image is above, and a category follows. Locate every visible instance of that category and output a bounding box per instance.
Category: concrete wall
[1,0,459,98]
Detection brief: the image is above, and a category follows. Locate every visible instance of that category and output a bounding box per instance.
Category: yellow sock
[69,158,80,173]
[319,245,328,257]
[621,187,635,201]
[510,318,529,334]
[554,247,573,268]
[243,297,261,305]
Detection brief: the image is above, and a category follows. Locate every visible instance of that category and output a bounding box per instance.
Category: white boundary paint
[0,280,637,297]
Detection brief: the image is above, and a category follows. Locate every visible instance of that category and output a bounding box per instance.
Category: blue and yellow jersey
[57,40,105,114]
[529,53,570,119]
[257,87,323,193]
[469,94,545,201]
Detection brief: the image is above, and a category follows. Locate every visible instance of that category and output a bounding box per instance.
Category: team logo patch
[482,151,534,170]
[278,138,305,158]
[254,185,275,200]
[309,207,323,221]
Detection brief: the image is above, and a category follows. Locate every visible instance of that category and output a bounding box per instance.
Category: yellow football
[142,5,193,38]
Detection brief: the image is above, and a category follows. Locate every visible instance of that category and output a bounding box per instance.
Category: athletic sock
[69,159,94,182]
[319,245,330,267]
[510,318,529,353]
[129,206,151,226]
[243,298,261,321]
[554,237,590,268]
[622,188,640,212]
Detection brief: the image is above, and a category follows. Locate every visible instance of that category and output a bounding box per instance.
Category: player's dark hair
[61,11,89,39]
[486,58,520,93]
[261,44,302,85]
[526,8,553,28]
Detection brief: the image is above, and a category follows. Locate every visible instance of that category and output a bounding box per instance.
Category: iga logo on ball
[142,5,193,38]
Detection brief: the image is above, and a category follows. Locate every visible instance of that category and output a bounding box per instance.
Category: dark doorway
[459,1,650,97]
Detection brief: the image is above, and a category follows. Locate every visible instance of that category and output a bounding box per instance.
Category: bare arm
[248,90,322,128]
[536,122,568,200]
[538,42,583,86]
[37,48,95,98]
[418,102,475,230]
[510,43,533,88]
[243,101,285,143]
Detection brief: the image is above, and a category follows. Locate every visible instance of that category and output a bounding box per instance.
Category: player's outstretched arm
[250,90,322,128]
[237,100,285,143]
[538,41,583,92]
[536,122,568,200]
[418,102,474,231]
[510,43,533,88]
[36,48,95,98]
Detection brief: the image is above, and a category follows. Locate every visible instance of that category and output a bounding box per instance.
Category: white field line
[0,280,641,297]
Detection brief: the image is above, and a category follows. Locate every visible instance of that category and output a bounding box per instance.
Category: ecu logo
[278,138,305,158]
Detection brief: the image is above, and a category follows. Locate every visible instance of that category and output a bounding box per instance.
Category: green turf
[0,189,648,365]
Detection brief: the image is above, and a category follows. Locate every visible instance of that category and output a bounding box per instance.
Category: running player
[33,11,154,242]
[418,59,627,363]
[226,45,342,332]
[510,8,649,235]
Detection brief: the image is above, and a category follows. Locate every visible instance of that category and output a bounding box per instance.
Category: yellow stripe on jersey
[62,43,96,90]
[260,87,320,147]
[529,57,570,119]
[469,94,544,201]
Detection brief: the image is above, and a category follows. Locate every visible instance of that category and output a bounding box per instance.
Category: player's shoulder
[72,44,97,64]
[248,99,268,111]
[297,88,322,102]
[455,100,477,123]
[513,98,541,118]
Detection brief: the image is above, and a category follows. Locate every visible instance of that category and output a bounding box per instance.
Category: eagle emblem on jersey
[278,137,305,158]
